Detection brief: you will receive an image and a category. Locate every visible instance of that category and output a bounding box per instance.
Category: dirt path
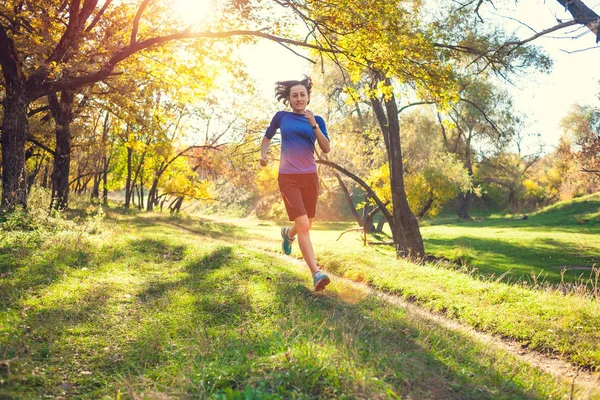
[270,251,600,399]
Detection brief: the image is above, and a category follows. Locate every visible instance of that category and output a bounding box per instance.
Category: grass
[1,207,595,398]
[420,193,600,285]
[206,210,600,372]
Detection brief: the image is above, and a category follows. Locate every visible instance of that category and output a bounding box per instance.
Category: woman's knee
[295,216,310,234]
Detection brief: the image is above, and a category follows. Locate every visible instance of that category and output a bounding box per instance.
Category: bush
[0,186,105,235]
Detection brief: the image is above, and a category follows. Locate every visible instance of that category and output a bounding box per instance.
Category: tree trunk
[50,124,71,210]
[147,178,159,211]
[385,94,424,258]
[457,148,474,219]
[49,90,75,210]
[1,93,29,209]
[91,173,100,201]
[129,149,147,209]
[370,82,424,258]
[81,175,92,194]
[146,162,165,211]
[416,194,435,220]
[0,25,29,209]
[457,192,472,219]
[361,195,374,233]
[145,149,193,211]
[42,163,50,189]
[125,147,133,208]
[556,0,600,41]
[316,159,394,229]
[102,160,109,205]
[375,217,386,233]
[27,153,46,193]
[508,187,518,213]
[333,171,362,224]
[132,184,137,207]
[170,196,184,213]
[138,178,144,210]
[101,113,111,205]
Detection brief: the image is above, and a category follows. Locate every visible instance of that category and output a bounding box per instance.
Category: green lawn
[420,193,600,285]
[1,208,595,399]
[199,197,600,372]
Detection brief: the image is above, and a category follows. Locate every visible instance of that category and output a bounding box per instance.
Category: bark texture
[48,90,75,210]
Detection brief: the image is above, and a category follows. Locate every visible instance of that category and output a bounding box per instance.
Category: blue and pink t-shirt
[264,111,329,175]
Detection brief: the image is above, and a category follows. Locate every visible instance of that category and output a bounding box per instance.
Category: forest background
[0,0,599,253]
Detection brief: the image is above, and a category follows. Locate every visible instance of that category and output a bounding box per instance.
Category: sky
[500,0,600,151]
[240,0,600,152]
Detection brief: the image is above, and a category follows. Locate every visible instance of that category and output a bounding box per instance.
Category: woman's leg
[288,216,318,274]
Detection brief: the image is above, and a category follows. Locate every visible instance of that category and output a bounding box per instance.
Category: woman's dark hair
[274,75,312,106]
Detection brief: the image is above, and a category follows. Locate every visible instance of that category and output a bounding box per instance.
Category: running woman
[260,76,331,291]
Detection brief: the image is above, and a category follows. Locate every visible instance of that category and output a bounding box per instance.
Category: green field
[421,193,600,285]
[1,197,599,398]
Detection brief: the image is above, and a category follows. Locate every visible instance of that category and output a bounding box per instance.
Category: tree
[275,0,549,257]
[559,104,600,192]
[310,66,387,230]
[400,111,472,219]
[436,78,519,218]
[0,0,339,209]
[460,1,599,56]
[479,151,541,214]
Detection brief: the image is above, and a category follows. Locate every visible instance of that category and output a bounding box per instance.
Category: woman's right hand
[259,156,268,167]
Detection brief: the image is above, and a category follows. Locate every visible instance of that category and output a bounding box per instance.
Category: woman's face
[288,84,309,113]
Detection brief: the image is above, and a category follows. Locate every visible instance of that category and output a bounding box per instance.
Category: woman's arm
[305,110,330,153]
[313,125,330,154]
[260,136,271,166]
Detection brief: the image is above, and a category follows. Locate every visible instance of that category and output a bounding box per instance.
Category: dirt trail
[270,251,600,399]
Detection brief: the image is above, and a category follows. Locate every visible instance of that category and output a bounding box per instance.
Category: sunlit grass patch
[0,209,595,398]
[310,238,600,371]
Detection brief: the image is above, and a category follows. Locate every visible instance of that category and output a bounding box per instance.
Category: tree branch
[581,168,600,178]
[26,136,55,156]
[26,29,342,101]
[459,97,504,136]
[86,0,113,33]
[316,159,393,224]
[555,0,600,42]
[0,24,24,87]
[333,171,362,224]
[471,0,599,42]
[27,106,50,117]
[505,20,578,47]
[47,0,98,64]
[397,101,437,115]
[130,0,152,45]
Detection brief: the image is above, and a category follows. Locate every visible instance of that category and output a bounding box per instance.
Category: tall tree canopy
[0,0,336,209]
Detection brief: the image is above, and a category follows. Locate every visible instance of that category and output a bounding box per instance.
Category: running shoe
[313,271,331,291]
[281,226,295,255]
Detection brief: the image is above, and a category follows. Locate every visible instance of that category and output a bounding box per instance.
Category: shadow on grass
[160,216,251,240]
[1,245,569,399]
[127,238,187,262]
[0,236,102,313]
[424,236,599,285]
[424,212,600,233]
[109,208,252,241]
[309,221,356,231]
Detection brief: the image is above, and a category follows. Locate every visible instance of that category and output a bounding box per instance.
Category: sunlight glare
[173,0,214,25]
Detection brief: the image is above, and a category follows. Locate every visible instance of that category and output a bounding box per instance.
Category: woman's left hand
[304,109,316,127]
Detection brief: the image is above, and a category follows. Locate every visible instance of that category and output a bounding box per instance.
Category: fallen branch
[337,227,367,246]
